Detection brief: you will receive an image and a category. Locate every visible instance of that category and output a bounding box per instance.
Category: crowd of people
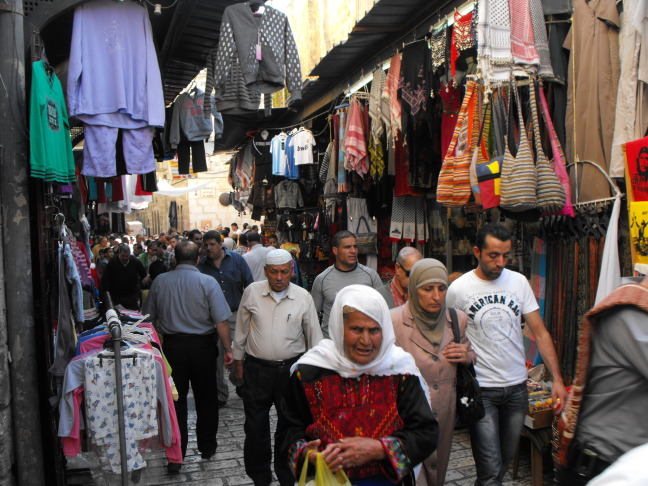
[86,221,648,486]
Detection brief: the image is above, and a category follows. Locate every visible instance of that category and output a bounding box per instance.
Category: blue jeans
[469,382,528,486]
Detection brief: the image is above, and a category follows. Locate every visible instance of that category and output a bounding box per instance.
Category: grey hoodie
[169,88,213,147]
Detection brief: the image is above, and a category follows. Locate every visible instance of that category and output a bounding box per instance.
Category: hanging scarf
[529,0,554,77]
[509,0,540,65]
[451,10,474,80]
[292,285,429,401]
[345,98,369,176]
[369,68,388,139]
[407,259,449,346]
[382,53,402,145]
[555,282,648,466]
[477,0,513,80]
[337,110,348,193]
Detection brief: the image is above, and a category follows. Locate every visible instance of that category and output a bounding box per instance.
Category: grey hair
[396,246,423,266]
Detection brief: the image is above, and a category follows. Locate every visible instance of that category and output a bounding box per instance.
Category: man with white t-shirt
[446,223,568,486]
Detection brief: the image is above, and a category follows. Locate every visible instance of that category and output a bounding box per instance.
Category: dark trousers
[557,444,613,486]
[177,140,207,174]
[112,293,139,311]
[242,358,294,486]
[163,334,219,460]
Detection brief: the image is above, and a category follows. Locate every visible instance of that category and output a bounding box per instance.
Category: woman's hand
[302,439,321,464]
[443,342,471,364]
[320,437,386,471]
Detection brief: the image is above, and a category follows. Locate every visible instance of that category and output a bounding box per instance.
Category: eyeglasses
[398,264,412,277]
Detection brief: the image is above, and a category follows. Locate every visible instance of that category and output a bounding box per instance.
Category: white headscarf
[293,285,429,397]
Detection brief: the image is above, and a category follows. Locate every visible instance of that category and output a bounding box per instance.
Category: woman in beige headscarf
[391,258,475,486]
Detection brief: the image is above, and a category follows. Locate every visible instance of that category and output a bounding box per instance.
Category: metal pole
[104,294,129,485]
[0,0,46,484]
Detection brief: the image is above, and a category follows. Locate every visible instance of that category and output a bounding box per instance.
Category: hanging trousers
[177,140,207,174]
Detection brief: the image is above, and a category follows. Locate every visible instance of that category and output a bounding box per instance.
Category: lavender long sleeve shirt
[67,0,164,128]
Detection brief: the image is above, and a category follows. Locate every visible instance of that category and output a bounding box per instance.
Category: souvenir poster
[629,202,648,264]
[624,136,648,201]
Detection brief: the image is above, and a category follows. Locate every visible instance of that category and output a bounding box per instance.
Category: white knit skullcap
[265,249,292,266]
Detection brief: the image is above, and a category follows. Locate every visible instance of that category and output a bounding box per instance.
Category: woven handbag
[470,100,492,207]
[437,80,479,207]
[529,83,566,214]
[499,83,538,212]
[538,87,575,217]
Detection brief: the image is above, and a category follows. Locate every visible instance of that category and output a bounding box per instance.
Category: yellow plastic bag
[298,451,351,486]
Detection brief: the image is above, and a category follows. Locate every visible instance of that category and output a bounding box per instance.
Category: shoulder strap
[449,307,460,343]
[355,216,371,233]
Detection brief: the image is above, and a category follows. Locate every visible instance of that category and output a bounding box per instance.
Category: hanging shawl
[556,283,648,466]
[382,53,402,145]
[477,0,513,80]
[529,0,554,78]
[345,98,369,176]
[451,10,474,80]
[369,68,389,139]
[337,110,348,193]
[509,0,540,65]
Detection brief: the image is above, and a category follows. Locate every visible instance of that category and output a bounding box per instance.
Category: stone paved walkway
[66,384,555,485]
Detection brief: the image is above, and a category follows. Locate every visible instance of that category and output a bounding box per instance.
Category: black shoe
[167,462,182,474]
[201,448,216,460]
[217,400,227,409]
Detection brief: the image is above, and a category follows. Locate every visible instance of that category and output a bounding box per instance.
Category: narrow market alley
[65,383,553,486]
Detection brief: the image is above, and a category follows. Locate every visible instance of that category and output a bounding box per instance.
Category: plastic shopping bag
[298,451,351,486]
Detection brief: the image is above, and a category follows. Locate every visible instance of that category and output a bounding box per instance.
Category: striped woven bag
[499,83,538,212]
[437,80,479,207]
[529,83,566,214]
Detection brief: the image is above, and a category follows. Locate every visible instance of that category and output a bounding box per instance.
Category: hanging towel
[595,195,622,304]
[344,98,369,176]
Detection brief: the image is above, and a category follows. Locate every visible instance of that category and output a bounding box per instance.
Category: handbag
[538,87,575,217]
[437,80,479,207]
[528,83,566,214]
[476,92,506,209]
[298,451,352,486]
[355,216,378,254]
[449,308,485,424]
[499,83,538,212]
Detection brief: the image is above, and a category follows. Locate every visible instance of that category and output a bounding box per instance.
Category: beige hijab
[407,259,449,346]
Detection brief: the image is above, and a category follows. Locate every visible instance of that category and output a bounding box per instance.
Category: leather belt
[245,353,301,368]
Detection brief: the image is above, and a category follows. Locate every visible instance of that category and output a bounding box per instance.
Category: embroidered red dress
[277,365,438,484]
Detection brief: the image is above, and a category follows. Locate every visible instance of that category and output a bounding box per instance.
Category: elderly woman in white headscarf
[391,259,475,486]
[277,285,438,486]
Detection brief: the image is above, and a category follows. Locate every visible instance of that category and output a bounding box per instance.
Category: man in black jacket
[101,243,147,310]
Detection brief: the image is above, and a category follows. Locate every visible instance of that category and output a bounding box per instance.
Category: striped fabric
[529,83,565,213]
[499,85,538,211]
[344,98,369,176]
[437,80,480,207]
[382,53,402,145]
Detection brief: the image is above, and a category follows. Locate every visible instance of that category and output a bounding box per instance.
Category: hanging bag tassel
[500,81,538,211]
[529,81,566,213]
[437,80,479,207]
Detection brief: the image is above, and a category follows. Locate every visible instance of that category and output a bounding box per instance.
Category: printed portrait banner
[624,136,648,201]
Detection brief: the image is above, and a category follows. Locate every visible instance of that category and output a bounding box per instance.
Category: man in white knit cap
[234,249,323,486]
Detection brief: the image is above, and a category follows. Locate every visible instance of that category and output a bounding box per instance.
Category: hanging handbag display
[355,216,378,254]
[476,91,505,209]
[298,451,352,486]
[529,82,566,214]
[538,86,575,217]
[499,82,538,212]
[449,308,485,424]
[437,80,480,207]
[470,99,491,207]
